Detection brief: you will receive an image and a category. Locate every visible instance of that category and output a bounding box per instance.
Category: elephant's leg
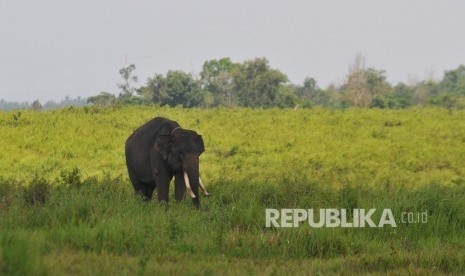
[151,166,171,204]
[141,181,156,200]
[134,184,154,201]
[174,172,186,202]
[128,168,149,200]
[150,149,172,205]
[155,175,171,204]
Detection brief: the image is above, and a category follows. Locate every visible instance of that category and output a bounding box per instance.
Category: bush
[58,168,82,189]
[23,176,50,206]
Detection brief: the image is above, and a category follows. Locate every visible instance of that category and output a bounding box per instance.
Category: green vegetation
[3,57,465,111]
[1,106,465,274]
[106,57,465,109]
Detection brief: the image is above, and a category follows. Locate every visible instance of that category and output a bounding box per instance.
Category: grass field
[1,106,465,274]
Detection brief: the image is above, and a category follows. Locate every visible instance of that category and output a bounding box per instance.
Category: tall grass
[1,173,465,274]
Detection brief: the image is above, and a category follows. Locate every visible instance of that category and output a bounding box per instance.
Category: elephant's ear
[154,136,172,160]
[196,135,205,153]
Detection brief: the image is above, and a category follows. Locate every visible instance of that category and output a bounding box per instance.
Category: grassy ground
[1,106,465,274]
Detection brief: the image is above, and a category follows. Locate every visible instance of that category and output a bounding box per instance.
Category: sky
[1,0,465,102]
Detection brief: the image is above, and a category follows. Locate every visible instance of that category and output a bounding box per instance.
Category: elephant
[125,117,208,207]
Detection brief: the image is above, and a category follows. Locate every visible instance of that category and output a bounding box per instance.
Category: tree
[295,77,332,107]
[412,79,439,105]
[382,82,415,108]
[345,54,370,107]
[141,74,166,104]
[200,58,238,107]
[233,58,288,107]
[276,85,298,108]
[440,65,465,94]
[142,71,202,107]
[428,64,465,109]
[117,64,138,100]
[87,92,117,107]
[345,54,392,107]
[31,100,42,111]
[298,77,319,100]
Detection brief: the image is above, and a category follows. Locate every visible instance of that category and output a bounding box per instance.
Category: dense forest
[3,56,465,110]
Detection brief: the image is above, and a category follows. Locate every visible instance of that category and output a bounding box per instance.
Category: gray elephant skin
[125,117,208,207]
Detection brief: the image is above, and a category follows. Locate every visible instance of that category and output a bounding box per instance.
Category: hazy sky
[1,0,465,102]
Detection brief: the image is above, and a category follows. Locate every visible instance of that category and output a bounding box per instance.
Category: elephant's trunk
[185,170,200,207]
[182,153,201,207]
[184,172,209,198]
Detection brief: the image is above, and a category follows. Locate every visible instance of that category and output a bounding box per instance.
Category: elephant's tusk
[199,177,209,196]
[184,172,196,198]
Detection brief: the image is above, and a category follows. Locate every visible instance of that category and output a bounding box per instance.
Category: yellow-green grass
[1,106,465,274]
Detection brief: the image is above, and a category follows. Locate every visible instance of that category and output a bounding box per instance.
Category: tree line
[91,55,465,109]
[2,56,464,110]
[0,97,87,111]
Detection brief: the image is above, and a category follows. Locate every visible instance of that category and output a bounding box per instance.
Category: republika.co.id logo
[265,208,428,228]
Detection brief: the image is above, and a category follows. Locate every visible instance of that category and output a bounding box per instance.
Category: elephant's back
[125,117,178,148]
